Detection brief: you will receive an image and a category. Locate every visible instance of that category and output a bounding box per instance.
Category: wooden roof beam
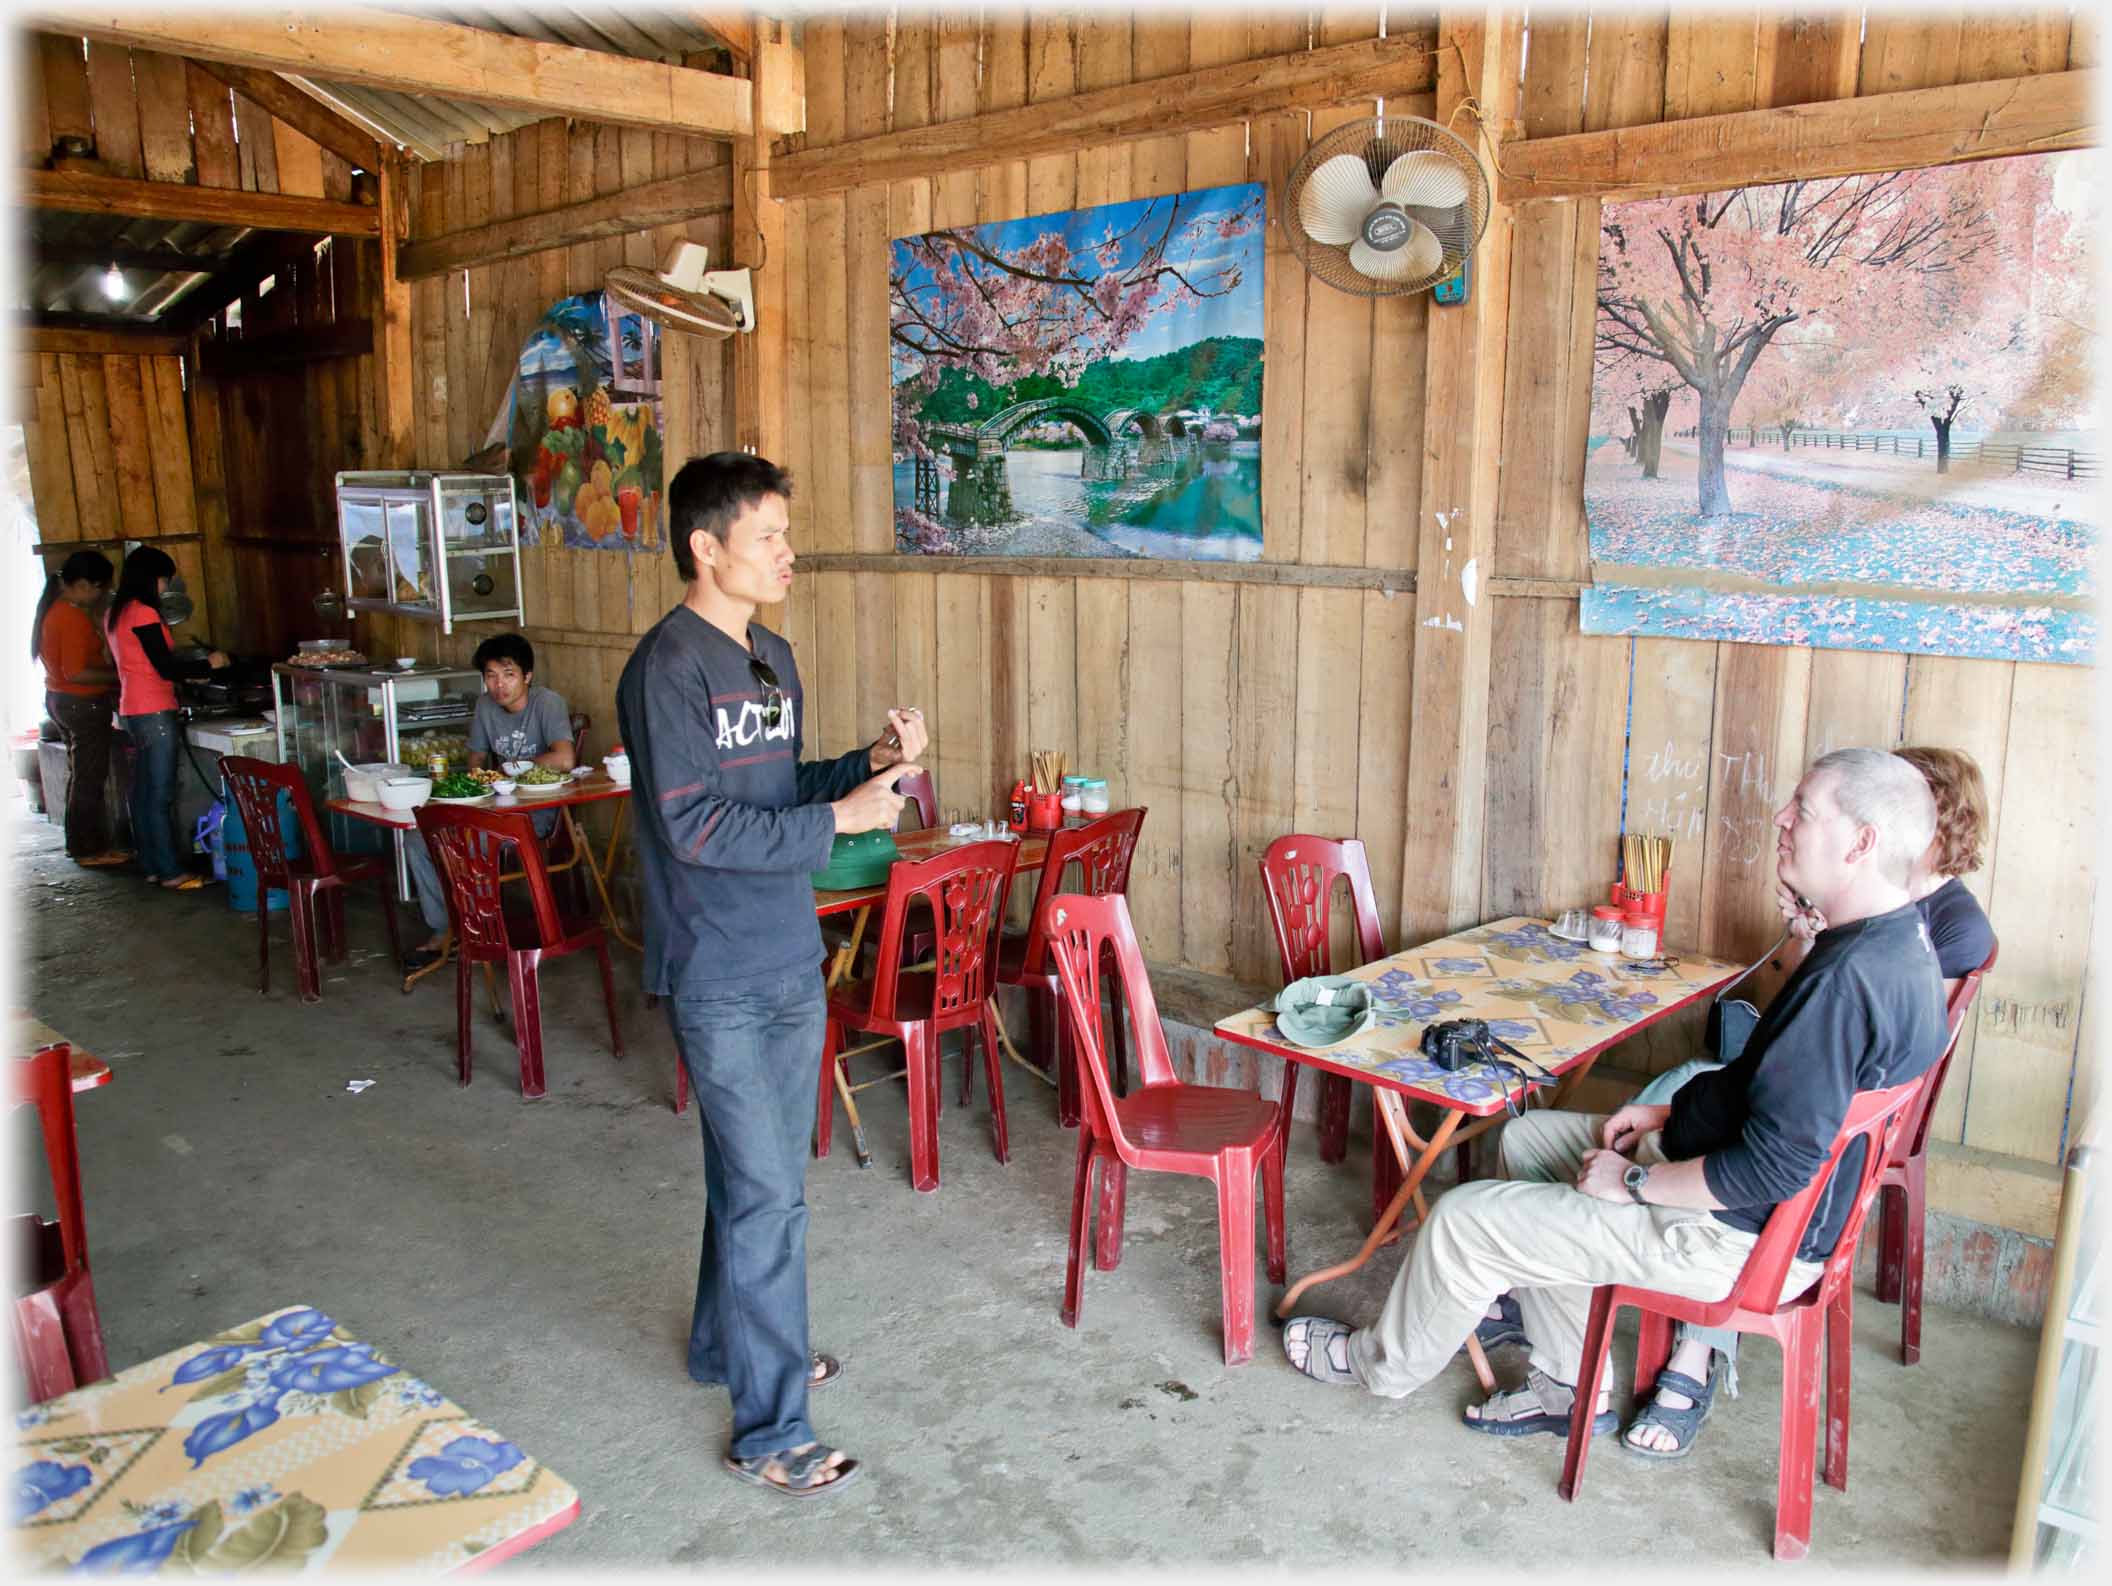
[1498,68,2095,203]
[397,161,734,280]
[24,168,381,235]
[29,240,234,275]
[19,317,188,356]
[186,57,383,171]
[34,7,754,139]
[766,32,1441,200]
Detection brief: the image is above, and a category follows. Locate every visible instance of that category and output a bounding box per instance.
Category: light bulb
[102,265,125,299]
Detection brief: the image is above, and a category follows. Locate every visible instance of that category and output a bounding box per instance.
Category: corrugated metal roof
[19,210,254,322]
[290,3,739,162]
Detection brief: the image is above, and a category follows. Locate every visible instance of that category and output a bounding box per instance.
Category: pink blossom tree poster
[1581,151,2095,664]
[889,183,1266,559]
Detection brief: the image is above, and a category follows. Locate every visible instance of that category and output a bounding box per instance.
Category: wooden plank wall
[368,115,734,775]
[16,30,374,655]
[756,10,2095,1175]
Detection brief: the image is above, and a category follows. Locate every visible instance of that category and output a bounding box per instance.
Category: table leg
[400,929,453,994]
[572,804,642,953]
[824,908,874,1169]
[1276,1102,1496,1396]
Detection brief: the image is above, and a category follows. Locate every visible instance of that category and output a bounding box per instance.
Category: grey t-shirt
[469,684,571,763]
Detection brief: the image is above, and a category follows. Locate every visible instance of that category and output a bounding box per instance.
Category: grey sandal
[1620,1361,1720,1459]
[1462,1367,1617,1438]
[723,1442,862,1499]
[1282,1317,1362,1386]
[809,1352,842,1390]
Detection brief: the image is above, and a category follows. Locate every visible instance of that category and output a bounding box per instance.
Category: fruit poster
[1581,151,2095,664]
[509,292,665,551]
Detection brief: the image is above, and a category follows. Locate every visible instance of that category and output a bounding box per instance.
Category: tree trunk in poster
[1931,414,1953,475]
[1696,390,1734,517]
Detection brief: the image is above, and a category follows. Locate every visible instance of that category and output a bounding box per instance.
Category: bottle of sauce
[1007,778,1029,833]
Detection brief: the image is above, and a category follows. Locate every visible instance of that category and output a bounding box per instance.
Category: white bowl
[378,776,432,811]
[502,760,533,778]
[344,762,411,804]
[395,656,417,669]
[491,779,518,797]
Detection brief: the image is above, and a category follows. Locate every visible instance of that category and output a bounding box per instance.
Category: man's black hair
[669,452,795,580]
[472,632,535,676]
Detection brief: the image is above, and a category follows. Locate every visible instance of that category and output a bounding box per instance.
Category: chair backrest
[222,755,337,883]
[1258,834,1386,983]
[1045,893,1180,1159]
[1899,936,2001,1164]
[1017,808,1147,977]
[894,768,937,832]
[13,1044,89,1288]
[414,803,566,954]
[1706,1077,1923,1323]
[864,838,1019,1023]
[568,712,591,763]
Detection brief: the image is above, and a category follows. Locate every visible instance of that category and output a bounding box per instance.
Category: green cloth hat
[1268,975,1377,1049]
[811,829,902,891]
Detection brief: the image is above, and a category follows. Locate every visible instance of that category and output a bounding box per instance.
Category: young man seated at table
[1281,748,1947,1442]
[400,633,574,970]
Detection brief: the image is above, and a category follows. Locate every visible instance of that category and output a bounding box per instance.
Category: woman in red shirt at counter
[104,546,228,890]
[33,549,127,867]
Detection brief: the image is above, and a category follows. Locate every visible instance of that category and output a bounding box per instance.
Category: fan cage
[1284,115,1492,298]
[605,267,740,337]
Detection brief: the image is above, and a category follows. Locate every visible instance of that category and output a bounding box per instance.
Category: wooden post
[1399,7,1524,944]
[733,30,801,463]
[373,153,414,467]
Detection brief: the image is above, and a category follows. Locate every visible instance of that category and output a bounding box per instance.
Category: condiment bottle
[428,751,448,779]
[1587,905,1624,953]
[1620,909,1660,960]
[1007,779,1028,833]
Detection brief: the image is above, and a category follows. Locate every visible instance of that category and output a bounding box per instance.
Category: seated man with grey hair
[1282,748,1948,1442]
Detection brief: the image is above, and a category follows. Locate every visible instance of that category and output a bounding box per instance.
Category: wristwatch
[1622,1163,1651,1204]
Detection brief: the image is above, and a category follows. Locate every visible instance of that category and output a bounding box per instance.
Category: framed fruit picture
[509,292,666,551]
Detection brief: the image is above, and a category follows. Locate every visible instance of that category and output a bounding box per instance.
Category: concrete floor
[13,812,2036,1569]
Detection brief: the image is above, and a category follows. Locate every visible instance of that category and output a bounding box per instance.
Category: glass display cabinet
[271,661,485,897]
[336,471,524,633]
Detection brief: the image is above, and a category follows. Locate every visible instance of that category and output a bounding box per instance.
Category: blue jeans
[668,969,827,1460]
[1632,1057,1741,1376]
[121,710,182,880]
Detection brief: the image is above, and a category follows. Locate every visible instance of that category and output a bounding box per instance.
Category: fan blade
[1381,148,1471,210]
[606,270,739,338]
[1298,153,1380,246]
[1349,221,1443,285]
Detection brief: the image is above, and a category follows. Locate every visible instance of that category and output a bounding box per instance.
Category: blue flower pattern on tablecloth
[1476,922,1585,962]
[396,1379,446,1411]
[408,1437,525,1497]
[15,1460,93,1523]
[1431,956,1488,976]
[229,1485,279,1517]
[72,1517,198,1573]
[160,1307,402,1469]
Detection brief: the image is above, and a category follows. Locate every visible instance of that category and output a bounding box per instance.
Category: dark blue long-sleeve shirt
[1663,902,1946,1262]
[616,606,872,997]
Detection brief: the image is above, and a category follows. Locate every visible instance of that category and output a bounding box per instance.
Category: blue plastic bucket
[223,784,302,913]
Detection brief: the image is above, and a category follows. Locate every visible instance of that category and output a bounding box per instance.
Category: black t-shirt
[1664,902,1946,1263]
[615,607,872,997]
[1917,876,1995,980]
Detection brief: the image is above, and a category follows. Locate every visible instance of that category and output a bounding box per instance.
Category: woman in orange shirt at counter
[104,546,228,890]
[34,550,128,867]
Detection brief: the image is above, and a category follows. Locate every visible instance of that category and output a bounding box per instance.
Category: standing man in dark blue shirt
[618,453,925,1500]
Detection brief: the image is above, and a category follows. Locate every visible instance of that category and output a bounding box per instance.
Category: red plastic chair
[1874,938,1998,1364]
[997,809,1146,1126]
[11,1043,110,1401]
[415,803,623,1100]
[1559,1076,1924,1561]
[817,838,1019,1192]
[1258,835,1385,1173]
[222,756,402,1004]
[1047,892,1287,1366]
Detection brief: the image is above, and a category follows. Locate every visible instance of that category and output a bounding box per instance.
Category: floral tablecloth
[1215,917,1742,1113]
[12,1305,578,1573]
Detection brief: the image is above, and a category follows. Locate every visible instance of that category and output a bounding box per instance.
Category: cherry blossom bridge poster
[1581,151,2095,665]
[890,183,1266,560]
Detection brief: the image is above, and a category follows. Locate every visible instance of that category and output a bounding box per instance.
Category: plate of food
[427,771,493,805]
[513,766,569,796]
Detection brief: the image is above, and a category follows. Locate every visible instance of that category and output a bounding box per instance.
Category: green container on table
[811,829,901,891]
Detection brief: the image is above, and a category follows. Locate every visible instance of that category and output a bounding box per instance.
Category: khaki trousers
[1347,1109,1821,1397]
